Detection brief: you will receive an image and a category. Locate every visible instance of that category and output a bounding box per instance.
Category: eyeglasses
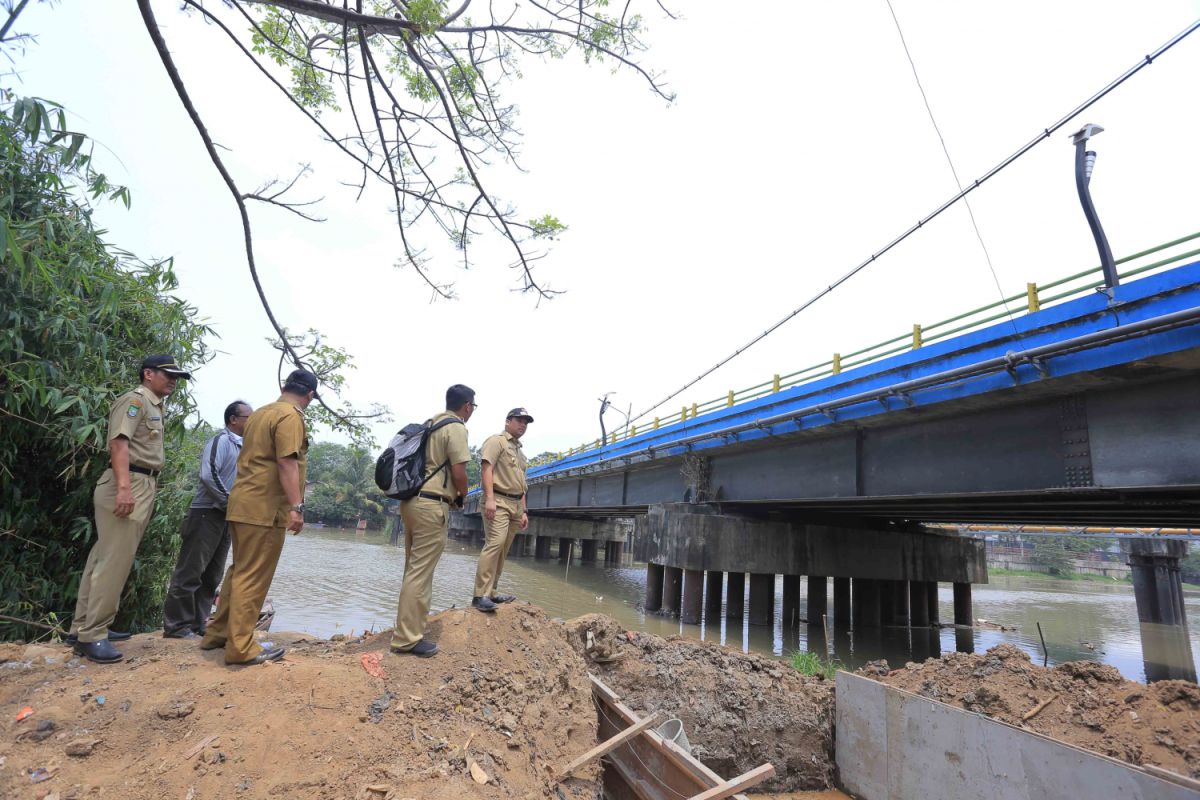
[469,402,479,409]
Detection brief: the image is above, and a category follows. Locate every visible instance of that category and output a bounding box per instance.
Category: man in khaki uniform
[471,408,533,611]
[391,384,475,657]
[70,354,192,664]
[201,369,316,665]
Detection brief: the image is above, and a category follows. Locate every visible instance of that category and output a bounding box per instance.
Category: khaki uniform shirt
[481,431,527,497]
[225,398,308,528]
[107,385,166,470]
[419,411,470,502]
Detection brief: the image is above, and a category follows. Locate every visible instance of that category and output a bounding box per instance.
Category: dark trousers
[162,507,230,636]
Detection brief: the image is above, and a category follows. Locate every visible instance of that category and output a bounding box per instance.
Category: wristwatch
[291,504,305,514]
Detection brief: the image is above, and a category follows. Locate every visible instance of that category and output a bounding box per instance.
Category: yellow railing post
[691,402,698,419]
[611,432,617,445]
[1027,282,1041,312]
[654,416,660,430]
[630,424,637,437]
[912,324,923,350]
[681,406,687,422]
[832,353,842,375]
[594,439,600,450]
[772,374,781,393]
[727,390,735,407]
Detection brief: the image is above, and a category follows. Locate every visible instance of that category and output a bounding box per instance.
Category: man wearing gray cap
[471,408,533,612]
[201,368,315,665]
[69,353,192,664]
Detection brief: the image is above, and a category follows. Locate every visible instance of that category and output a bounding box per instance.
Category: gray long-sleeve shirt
[190,427,243,510]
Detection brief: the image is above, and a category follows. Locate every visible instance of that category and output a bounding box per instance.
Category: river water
[267,528,1200,684]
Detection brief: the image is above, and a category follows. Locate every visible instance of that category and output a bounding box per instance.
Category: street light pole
[1070,123,1119,290]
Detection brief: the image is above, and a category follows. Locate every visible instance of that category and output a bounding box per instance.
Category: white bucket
[656,718,691,752]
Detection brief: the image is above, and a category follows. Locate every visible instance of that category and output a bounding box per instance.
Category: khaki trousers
[391,496,449,651]
[71,470,156,643]
[200,522,284,663]
[473,496,521,598]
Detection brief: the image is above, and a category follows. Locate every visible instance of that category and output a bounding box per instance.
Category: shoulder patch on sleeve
[127,404,141,418]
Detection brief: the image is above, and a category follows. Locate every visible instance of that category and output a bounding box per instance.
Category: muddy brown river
[267,528,1199,684]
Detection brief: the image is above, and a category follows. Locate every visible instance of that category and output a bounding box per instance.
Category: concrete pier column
[681,569,704,624]
[580,539,598,562]
[704,571,724,619]
[955,625,975,653]
[953,582,973,627]
[535,535,552,559]
[878,580,895,626]
[644,563,664,612]
[807,575,828,625]
[857,579,882,628]
[748,573,774,626]
[909,581,930,627]
[781,575,801,627]
[662,566,683,616]
[927,581,940,625]
[511,534,523,555]
[892,580,910,627]
[726,572,745,619]
[605,540,625,565]
[558,538,574,560]
[1123,539,1189,626]
[833,577,851,628]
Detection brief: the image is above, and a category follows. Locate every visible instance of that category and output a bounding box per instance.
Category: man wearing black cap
[69,354,192,664]
[471,408,533,611]
[200,368,316,665]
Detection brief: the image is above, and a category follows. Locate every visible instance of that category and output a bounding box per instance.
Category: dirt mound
[564,614,835,792]
[873,644,1200,778]
[0,604,599,799]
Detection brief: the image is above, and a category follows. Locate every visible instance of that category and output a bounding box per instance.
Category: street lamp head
[1070,123,1104,146]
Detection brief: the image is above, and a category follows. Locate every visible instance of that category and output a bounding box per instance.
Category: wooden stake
[685,763,775,799]
[1021,693,1059,721]
[556,711,661,780]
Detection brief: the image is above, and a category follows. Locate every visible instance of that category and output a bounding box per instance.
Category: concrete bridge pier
[558,538,574,560]
[580,539,598,562]
[644,563,664,612]
[662,566,683,615]
[705,571,724,619]
[891,580,910,627]
[727,572,745,619]
[534,535,552,559]
[833,577,851,627]
[681,569,704,624]
[1120,539,1197,682]
[748,573,774,625]
[857,579,882,628]
[953,582,973,627]
[782,575,801,626]
[909,581,930,627]
[605,540,625,565]
[807,576,828,625]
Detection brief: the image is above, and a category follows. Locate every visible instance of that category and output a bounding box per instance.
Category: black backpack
[374,417,464,500]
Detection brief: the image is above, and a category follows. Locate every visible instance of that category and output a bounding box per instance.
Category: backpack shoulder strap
[421,416,466,489]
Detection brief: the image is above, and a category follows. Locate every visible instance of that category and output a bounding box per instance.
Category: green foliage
[1029,536,1093,576]
[1182,543,1200,585]
[528,214,567,240]
[789,650,842,680]
[0,94,213,640]
[304,442,391,529]
[406,0,447,35]
[249,8,339,113]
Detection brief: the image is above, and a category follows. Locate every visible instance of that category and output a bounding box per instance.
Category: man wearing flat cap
[69,353,192,664]
[201,368,316,665]
[471,408,533,612]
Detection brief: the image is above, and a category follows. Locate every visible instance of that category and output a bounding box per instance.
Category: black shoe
[228,646,285,666]
[65,630,131,646]
[471,596,498,612]
[491,594,516,604]
[391,639,438,657]
[73,639,123,664]
[163,630,200,639]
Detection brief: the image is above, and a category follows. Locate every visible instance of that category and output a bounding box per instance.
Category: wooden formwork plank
[686,763,776,799]
[557,711,661,780]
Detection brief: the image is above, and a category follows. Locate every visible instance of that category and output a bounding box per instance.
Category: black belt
[493,489,524,500]
[129,464,161,478]
[417,492,451,505]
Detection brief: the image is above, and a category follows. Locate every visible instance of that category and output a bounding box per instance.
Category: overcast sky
[10,1,1200,454]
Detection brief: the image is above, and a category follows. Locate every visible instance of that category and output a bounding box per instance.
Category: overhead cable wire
[884,0,1021,341]
[628,16,1200,428]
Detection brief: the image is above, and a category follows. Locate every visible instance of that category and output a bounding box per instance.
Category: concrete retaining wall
[835,671,1198,799]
